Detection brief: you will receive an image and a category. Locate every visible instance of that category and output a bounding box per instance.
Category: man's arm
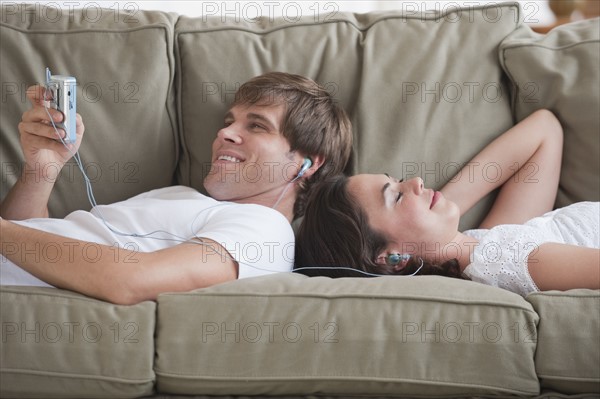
[0,85,85,220]
[0,218,237,304]
[528,243,600,291]
[441,109,563,227]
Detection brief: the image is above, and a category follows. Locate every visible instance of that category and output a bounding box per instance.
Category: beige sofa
[1,2,599,397]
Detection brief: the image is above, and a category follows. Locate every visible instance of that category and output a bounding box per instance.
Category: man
[0,72,353,304]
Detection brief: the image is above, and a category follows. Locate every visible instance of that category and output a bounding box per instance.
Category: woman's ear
[375,254,388,266]
[376,251,410,271]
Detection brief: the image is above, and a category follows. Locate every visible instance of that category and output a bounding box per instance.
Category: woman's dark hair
[294,175,465,279]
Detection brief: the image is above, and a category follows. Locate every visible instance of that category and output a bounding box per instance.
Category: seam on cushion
[175,3,520,36]
[537,373,600,382]
[0,368,155,383]
[0,289,106,304]
[159,291,538,312]
[173,30,191,187]
[158,21,179,178]
[0,288,157,306]
[499,47,521,122]
[173,31,184,183]
[177,21,349,38]
[502,39,600,52]
[0,21,172,34]
[153,370,538,395]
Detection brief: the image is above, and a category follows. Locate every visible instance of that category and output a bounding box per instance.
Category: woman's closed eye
[394,177,404,203]
[383,173,405,205]
[396,191,403,202]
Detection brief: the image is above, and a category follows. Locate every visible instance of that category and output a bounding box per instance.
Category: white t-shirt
[1,186,295,286]
[463,202,600,297]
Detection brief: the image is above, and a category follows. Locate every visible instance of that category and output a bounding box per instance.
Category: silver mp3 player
[45,67,77,143]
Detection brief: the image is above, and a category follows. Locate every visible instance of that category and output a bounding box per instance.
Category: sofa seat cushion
[0,5,178,217]
[0,286,157,398]
[175,3,521,230]
[155,274,540,396]
[499,18,600,207]
[527,290,600,394]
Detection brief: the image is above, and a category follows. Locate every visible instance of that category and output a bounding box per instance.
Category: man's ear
[300,155,324,179]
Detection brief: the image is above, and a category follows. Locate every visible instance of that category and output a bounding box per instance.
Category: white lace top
[463,202,599,297]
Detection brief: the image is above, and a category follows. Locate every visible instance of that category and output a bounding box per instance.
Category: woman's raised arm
[441,109,563,228]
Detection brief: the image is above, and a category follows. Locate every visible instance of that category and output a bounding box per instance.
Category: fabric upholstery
[0,5,178,217]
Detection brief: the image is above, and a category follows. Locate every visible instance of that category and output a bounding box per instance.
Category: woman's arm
[0,218,237,304]
[441,109,563,228]
[528,243,600,291]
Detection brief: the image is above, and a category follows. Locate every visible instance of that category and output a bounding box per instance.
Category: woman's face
[347,174,461,258]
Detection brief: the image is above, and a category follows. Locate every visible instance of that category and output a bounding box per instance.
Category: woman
[294,109,600,296]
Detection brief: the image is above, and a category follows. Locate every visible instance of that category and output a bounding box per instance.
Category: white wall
[1,0,557,25]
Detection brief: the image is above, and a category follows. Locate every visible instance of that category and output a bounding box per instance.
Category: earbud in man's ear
[297,158,312,178]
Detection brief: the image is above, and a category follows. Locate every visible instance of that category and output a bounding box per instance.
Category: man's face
[204,103,302,204]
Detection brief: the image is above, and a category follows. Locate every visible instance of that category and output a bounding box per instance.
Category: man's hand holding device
[44,67,77,143]
[3,69,84,219]
[17,69,84,183]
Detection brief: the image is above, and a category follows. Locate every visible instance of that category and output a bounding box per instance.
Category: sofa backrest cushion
[155,274,540,396]
[175,3,521,230]
[499,18,600,207]
[0,5,178,218]
[0,286,157,398]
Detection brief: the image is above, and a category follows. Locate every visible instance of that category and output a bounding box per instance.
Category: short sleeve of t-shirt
[463,202,599,296]
[194,203,295,279]
[463,225,555,296]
